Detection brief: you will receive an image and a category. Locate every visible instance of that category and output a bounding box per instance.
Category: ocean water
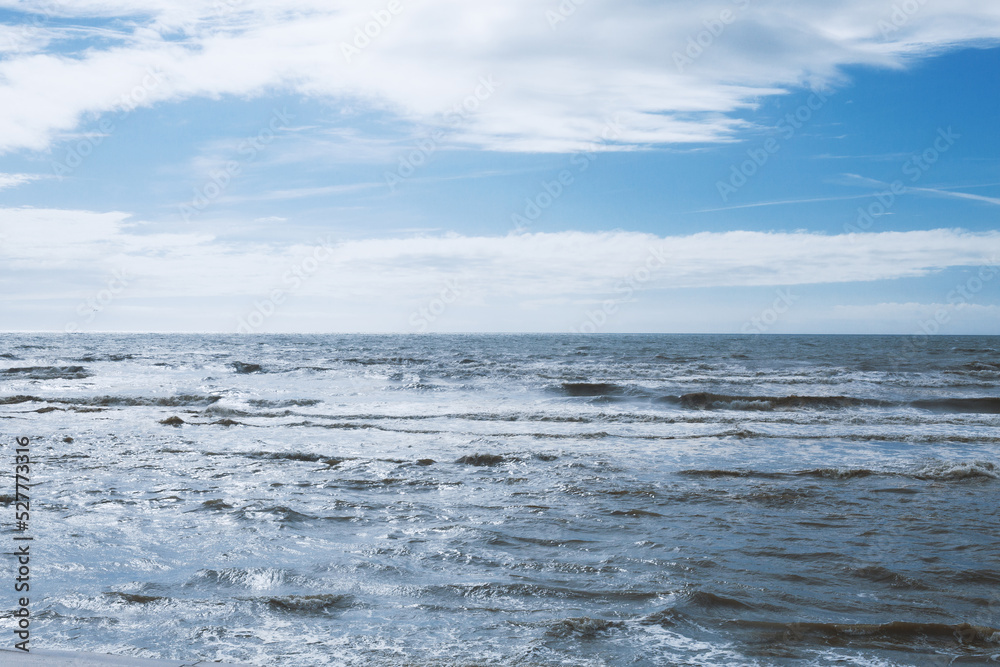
[1,333,999,666]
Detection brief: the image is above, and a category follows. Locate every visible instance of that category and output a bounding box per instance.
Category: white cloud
[0,173,43,190]
[911,187,1000,206]
[3,207,999,303]
[0,0,998,153]
[227,183,381,204]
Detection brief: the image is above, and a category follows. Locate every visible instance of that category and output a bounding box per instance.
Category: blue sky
[0,1,998,333]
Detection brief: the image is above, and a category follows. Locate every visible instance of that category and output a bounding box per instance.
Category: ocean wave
[259,594,353,615]
[677,461,998,482]
[910,460,999,480]
[335,478,462,490]
[684,590,757,611]
[960,361,1000,371]
[559,382,627,397]
[104,592,167,605]
[2,365,91,380]
[545,616,625,638]
[639,590,768,628]
[429,582,662,602]
[342,356,430,366]
[77,354,134,362]
[609,508,664,517]
[661,392,891,411]
[649,392,1000,415]
[234,505,318,523]
[246,398,322,408]
[190,499,234,512]
[199,406,289,418]
[0,395,44,405]
[82,394,223,407]
[456,453,510,466]
[911,397,1000,413]
[231,361,264,373]
[186,567,309,590]
[208,418,243,426]
[202,450,346,467]
[730,620,1000,646]
[0,394,224,408]
[849,564,928,589]
[246,451,345,466]
[300,420,445,434]
[453,451,557,465]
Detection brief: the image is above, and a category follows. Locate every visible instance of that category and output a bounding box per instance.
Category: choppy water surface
[1,334,998,665]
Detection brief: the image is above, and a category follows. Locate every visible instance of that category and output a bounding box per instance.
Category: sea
[1,334,998,666]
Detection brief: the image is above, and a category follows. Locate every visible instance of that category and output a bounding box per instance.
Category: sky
[0,0,998,334]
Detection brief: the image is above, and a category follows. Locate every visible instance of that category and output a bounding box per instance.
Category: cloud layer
[2,207,997,302]
[1,0,999,153]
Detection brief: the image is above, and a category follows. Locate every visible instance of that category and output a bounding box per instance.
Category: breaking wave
[2,365,91,380]
[677,460,998,482]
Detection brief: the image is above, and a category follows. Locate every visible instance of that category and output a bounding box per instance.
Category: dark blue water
[2,334,998,665]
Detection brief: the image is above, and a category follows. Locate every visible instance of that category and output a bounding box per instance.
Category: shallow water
[1,334,998,665]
